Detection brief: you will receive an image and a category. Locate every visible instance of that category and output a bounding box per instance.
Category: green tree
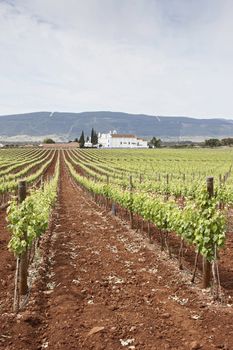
[43,138,55,144]
[91,128,94,144]
[91,128,98,145]
[149,137,161,148]
[93,131,98,145]
[79,131,85,148]
[204,139,221,147]
[221,138,233,146]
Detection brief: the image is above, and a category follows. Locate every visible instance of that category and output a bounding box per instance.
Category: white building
[84,141,93,148]
[98,131,148,148]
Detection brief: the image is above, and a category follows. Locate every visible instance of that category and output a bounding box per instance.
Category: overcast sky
[0,0,233,118]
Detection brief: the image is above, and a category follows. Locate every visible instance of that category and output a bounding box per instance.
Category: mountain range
[0,111,233,142]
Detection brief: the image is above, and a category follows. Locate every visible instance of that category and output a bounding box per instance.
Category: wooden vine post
[165,174,169,200]
[18,180,28,297]
[112,202,116,216]
[129,175,133,228]
[139,174,142,184]
[203,176,213,288]
[219,174,222,186]
[106,175,109,209]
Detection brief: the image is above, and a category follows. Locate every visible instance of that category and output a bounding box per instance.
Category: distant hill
[0,111,233,142]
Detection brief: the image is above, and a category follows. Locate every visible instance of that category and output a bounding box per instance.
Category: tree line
[43,135,233,149]
[204,138,233,147]
[43,128,98,147]
[74,128,98,148]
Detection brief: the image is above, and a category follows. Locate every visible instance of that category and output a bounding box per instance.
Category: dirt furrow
[2,156,233,350]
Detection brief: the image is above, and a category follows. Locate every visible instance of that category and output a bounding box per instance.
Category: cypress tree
[91,128,94,144]
[79,131,85,148]
[93,131,98,145]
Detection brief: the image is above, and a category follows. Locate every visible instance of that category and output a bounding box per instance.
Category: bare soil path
[1,155,233,350]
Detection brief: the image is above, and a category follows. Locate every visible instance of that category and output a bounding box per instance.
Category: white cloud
[0,0,233,117]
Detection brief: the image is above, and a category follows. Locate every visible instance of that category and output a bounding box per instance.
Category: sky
[0,0,233,118]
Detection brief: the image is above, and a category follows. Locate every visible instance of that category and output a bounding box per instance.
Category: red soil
[1,155,233,349]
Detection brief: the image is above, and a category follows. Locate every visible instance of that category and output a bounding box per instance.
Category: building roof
[111,134,135,138]
[137,138,145,141]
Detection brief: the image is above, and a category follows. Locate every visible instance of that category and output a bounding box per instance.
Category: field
[1,147,233,350]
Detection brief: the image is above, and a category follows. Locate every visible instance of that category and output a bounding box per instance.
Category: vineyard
[1,147,233,349]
